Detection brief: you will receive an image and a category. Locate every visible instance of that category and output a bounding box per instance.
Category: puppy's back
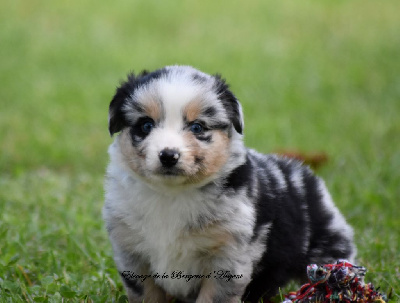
[226,150,356,301]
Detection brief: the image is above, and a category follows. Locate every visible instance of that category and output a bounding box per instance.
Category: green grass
[1,0,399,301]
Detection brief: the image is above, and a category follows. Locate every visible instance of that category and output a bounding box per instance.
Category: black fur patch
[108,68,167,136]
[223,155,252,190]
[129,117,155,145]
[213,75,243,134]
[202,106,217,117]
[119,271,144,296]
[134,69,167,89]
[240,153,354,302]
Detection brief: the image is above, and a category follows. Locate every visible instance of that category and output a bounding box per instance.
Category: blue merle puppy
[103,65,356,303]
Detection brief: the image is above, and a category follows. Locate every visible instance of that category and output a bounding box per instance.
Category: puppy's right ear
[108,73,137,136]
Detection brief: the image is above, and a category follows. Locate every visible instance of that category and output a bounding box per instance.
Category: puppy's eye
[190,123,203,134]
[141,121,154,134]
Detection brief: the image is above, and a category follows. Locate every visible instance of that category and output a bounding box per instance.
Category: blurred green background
[1,0,399,301]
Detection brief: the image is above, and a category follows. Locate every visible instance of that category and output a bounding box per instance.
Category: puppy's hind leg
[308,180,356,264]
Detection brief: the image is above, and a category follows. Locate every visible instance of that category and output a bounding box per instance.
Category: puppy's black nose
[159,149,180,167]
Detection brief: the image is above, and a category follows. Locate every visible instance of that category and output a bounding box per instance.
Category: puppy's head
[108,66,244,187]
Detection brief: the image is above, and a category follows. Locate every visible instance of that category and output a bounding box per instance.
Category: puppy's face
[109,66,244,186]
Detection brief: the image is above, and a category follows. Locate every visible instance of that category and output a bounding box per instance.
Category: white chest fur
[104,141,257,297]
[104,167,235,296]
[132,189,208,295]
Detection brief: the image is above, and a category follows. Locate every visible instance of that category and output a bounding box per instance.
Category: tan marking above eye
[141,98,162,121]
[183,100,203,122]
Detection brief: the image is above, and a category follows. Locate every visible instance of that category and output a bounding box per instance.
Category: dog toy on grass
[281,260,387,303]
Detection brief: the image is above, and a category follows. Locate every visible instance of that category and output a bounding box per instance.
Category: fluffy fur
[103,65,356,303]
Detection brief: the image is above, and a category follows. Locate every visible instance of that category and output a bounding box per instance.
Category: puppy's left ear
[108,73,137,136]
[213,75,244,134]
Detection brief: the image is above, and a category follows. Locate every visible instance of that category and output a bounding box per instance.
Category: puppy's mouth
[156,167,186,177]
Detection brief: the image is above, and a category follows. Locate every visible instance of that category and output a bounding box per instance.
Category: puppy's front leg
[116,252,167,303]
[124,276,167,303]
[143,278,167,303]
[196,276,242,303]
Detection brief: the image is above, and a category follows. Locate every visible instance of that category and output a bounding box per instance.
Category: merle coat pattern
[103,66,355,303]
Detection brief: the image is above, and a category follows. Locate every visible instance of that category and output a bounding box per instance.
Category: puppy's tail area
[275,150,329,170]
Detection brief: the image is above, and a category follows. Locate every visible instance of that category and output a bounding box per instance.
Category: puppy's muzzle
[159,148,180,167]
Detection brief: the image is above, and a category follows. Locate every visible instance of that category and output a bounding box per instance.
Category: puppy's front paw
[195,278,242,303]
[196,296,241,303]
